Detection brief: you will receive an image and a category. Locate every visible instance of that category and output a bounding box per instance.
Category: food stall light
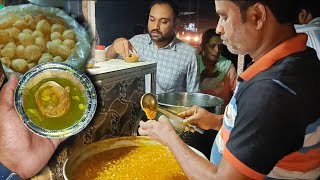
[186,36,191,41]
[194,36,199,42]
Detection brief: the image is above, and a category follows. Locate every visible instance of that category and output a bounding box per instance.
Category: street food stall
[44,59,157,179]
[0,1,228,179]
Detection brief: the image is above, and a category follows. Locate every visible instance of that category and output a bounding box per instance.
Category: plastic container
[0,4,91,78]
[95,45,106,62]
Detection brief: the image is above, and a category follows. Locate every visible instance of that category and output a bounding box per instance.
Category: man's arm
[167,133,251,180]
[178,106,223,130]
[187,52,200,92]
[0,75,64,179]
[105,41,119,59]
[138,117,252,180]
[105,37,137,59]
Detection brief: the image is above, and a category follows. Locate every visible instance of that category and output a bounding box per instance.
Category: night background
[95,0,218,47]
[2,0,219,47]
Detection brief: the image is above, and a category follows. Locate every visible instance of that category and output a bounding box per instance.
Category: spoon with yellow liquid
[140,93,204,134]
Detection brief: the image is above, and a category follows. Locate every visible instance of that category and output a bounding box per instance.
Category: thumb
[158,115,169,123]
[177,106,198,118]
[177,109,193,118]
[183,116,196,124]
[0,74,18,108]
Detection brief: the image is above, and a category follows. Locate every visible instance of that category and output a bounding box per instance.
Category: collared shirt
[295,17,320,59]
[129,34,200,94]
[211,34,320,180]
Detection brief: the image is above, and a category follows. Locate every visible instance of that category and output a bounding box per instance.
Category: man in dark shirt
[139,0,320,179]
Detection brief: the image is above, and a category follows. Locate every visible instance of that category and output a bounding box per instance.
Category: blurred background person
[199,29,237,109]
[0,0,4,9]
[295,0,320,59]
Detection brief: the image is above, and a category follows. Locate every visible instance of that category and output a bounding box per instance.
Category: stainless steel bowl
[154,92,224,158]
[14,62,97,138]
[157,92,224,114]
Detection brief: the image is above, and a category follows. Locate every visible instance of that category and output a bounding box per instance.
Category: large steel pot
[157,92,224,114]
[63,136,206,179]
[136,92,224,159]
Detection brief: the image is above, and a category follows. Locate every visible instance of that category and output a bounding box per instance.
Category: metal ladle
[140,93,204,134]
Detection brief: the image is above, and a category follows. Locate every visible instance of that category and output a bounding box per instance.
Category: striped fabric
[268,119,320,179]
[129,34,200,94]
[211,85,320,179]
[210,34,320,179]
[295,17,320,60]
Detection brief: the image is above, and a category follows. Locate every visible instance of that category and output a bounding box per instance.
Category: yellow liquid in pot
[22,78,87,130]
[72,145,187,180]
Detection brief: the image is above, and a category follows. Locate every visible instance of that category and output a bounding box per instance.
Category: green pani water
[23,78,87,130]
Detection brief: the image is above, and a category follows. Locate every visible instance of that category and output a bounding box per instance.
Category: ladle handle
[188,124,205,134]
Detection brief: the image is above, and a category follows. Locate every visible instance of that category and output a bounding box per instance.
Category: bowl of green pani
[14,62,97,138]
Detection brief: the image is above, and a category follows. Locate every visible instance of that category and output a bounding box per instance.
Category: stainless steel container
[135,92,224,159]
[157,92,224,114]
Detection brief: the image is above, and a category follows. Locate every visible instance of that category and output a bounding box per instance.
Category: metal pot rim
[157,92,224,108]
[62,136,207,179]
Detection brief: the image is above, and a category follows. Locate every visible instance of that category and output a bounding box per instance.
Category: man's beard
[148,30,174,43]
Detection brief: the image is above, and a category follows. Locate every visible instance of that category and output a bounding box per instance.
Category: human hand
[113,38,137,58]
[138,115,180,147]
[178,106,223,130]
[0,74,64,179]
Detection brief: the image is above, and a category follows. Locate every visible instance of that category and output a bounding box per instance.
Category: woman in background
[199,29,237,110]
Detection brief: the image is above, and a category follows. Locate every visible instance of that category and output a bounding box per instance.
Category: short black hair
[299,0,320,18]
[150,0,179,20]
[201,29,220,47]
[229,0,300,24]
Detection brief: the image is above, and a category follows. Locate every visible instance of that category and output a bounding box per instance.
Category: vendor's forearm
[105,44,118,59]
[168,135,218,179]
[211,114,224,130]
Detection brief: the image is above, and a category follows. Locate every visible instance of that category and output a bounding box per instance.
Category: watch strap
[0,163,22,180]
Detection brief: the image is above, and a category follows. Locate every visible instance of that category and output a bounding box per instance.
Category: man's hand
[0,74,64,179]
[178,106,223,130]
[113,38,137,58]
[138,115,180,147]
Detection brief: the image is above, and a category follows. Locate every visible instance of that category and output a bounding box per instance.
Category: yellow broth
[22,78,87,130]
[72,145,187,180]
[143,107,157,120]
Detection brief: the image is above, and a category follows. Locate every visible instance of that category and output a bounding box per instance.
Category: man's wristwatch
[0,163,22,180]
